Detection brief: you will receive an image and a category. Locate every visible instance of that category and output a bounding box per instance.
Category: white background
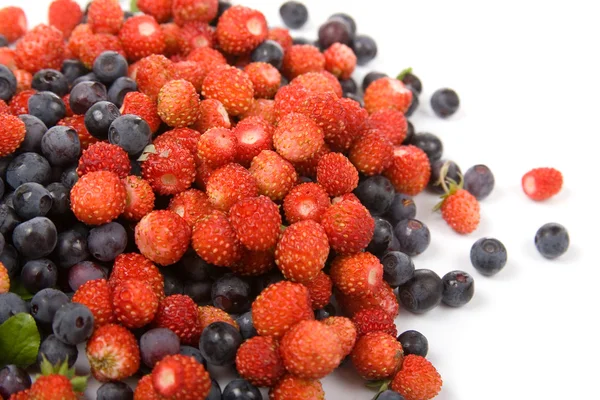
[1,0,599,399]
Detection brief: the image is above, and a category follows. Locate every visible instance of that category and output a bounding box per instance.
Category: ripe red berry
[86,324,140,382]
[522,167,563,201]
[14,25,65,74]
[161,23,183,56]
[267,27,293,52]
[79,32,125,69]
[157,79,200,128]
[305,271,333,310]
[330,252,383,298]
[292,143,331,179]
[70,170,127,225]
[77,142,131,178]
[197,305,239,333]
[0,48,17,71]
[153,128,202,158]
[249,150,298,202]
[322,316,357,357]
[153,295,201,345]
[192,210,243,266]
[72,279,116,329]
[179,22,216,55]
[48,0,83,39]
[172,0,218,26]
[205,163,258,212]
[151,354,211,400]
[230,196,282,251]
[67,23,93,60]
[58,115,100,150]
[316,152,359,196]
[391,355,443,400]
[348,130,394,176]
[337,281,399,318]
[244,62,281,99]
[321,198,374,254]
[110,253,165,300]
[134,374,160,400]
[216,5,268,55]
[196,127,238,168]
[0,263,9,294]
[274,113,325,163]
[202,65,254,116]
[384,145,431,196]
[0,114,26,157]
[233,116,274,166]
[282,45,325,79]
[367,109,408,145]
[168,188,213,228]
[290,71,343,97]
[0,6,27,43]
[241,98,277,125]
[323,43,357,79]
[141,138,196,195]
[333,97,368,151]
[230,248,275,276]
[138,0,173,23]
[120,91,162,133]
[351,331,404,380]
[119,14,166,62]
[135,210,191,266]
[8,89,33,116]
[112,279,159,329]
[269,375,325,400]
[439,188,480,235]
[352,307,397,337]
[235,336,285,387]
[364,77,413,114]
[135,54,175,102]
[194,99,232,133]
[173,61,205,91]
[87,0,124,35]
[14,69,33,93]
[283,182,330,224]
[122,175,156,221]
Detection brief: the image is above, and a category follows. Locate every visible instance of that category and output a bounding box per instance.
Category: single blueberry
[394,219,431,256]
[41,126,81,167]
[464,164,495,200]
[470,238,507,276]
[52,302,95,345]
[381,251,415,288]
[397,330,428,357]
[5,152,51,189]
[398,269,443,314]
[30,288,70,327]
[17,115,48,154]
[279,1,309,29]
[442,270,475,307]
[27,91,66,127]
[32,69,69,97]
[199,322,243,366]
[12,217,58,259]
[37,334,78,368]
[535,223,569,259]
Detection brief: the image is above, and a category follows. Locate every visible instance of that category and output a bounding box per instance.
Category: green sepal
[38,355,89,393]
[130,0,139,13]
[366,379,392,399]
[396,67,413,81]
[432,166,464,212]
[71,376,89,393]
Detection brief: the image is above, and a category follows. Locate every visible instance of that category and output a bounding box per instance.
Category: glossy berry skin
[398,269,443,314]
[32,69,69,97]
[199,322,243,367]
[279,1,308,29]
[236,311,258,340]
[28,91,66,127]
[429,160,462,194]
[207,379,222,400]
[93,51,128,85]
[20,258,57,294]
[84,101,121,140]
[0,365,31,399]
[140,328,181,369]
[30,288,69,328]
[0,65,16,101]
[69,81,108,115]
[97,381,134,400]
[41,126,81,167]
[107,76,137,108]
[340,77,357,96]
[108,114,152,156]
[5,153,51,190]
[393,219,430,257]
[464,164,495,200]
[318,19,351,49]
[431,88,460,118]
[88,222,127,262]
[442,270,474,307]
[222,379,262,400]
[53,228,89,268]
[367,217,394,257]
[535,223,569,259]
[37,334,78,369]
[212,274,252,314]
[397,330,428,357]
[62,59,89,85]
[13,182,53,220]
[386,194,416,226]
[12,217,57,260]
[52,302,95,345]
[252,41,285,72]
[0,293,28,325]
[378,390,406,400]
[352,35,377,65]
[401,72,422,95]
[381,251,415,288]
[470,238,507,276]
[408,132,443,163]
[354,175,395,216]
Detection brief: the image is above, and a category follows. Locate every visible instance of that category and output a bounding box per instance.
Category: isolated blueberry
[93,51,128,85]
[0,293,28,324]
[107,77,137,108]
[470,238,507,276]
[442,270,475,307]
[28,91,66,127]
[108,115,152,156]
[32,69,69,96]
[52,302,95,345]
[6,152,51,189]
[535,223,569,259]
[464,164,495,200]
[398,269,443,314]
[69,81,108,115]
[37,334,78,368]
[12,217,58,259]
[431,88,460,118]
[21,259,58,294]
[251,40,284,69]
[30,288,70,327]
[199,322,243,366]
[84,101,121,140]
[0,65,17,101]
[381,251,415,288]
[279,1,308,29]
[97,382,134,400]
[13,182,53,220]
[394,219,431,256]
[18,114,48,153]
[397,330,428,357]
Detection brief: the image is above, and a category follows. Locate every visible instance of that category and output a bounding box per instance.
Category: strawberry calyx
[396,67,413,81]
[38,355,89,394]
[365,379,393,399]
[433,164,465,212]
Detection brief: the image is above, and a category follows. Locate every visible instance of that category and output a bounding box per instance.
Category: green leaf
[396,67,413,81]
[130,0,139,13]
[0,313,41,368]
[10,280,33,300]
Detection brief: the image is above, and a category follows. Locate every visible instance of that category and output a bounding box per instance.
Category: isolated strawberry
[305,271,333,310]
[274,113,325,163]
[141,138,196,195]
[323,43,356,79]
[196,127,238,168]
[58,115,99,150]
[337,281,399,318]
[153,295,201,345]
[151,354,211,400]
[192,210,243,266]
[437,186,480,234]
[110,253,165,300]
[194,99,232,133]
[70,170,126,225]
[244,62,281,99]
[282,44,325,79]
[522,167,563,201]
[135,54,175,102]
[0,114,26,157]
[72,279,116,328]
[384,145,431,196]
[230,248,275,276]
[269,375,325,400]
[229,196,281,251]
[138,0,172,23]
[348,130,394,176]
[157,79,200,127]
[48,0,83,39]
[122,175,155,221]
[168,188,213,227]
[320,198,375,254]
[86,324,140,381]
[135,210,191,266]
[0,262,9,294]
[316,152,359,196]
[14,24,65,74]
[0,6,27,43]
[120,91,162,133]
[112,279,159,329]
[216,5,268,55]
[390,355,443,400]
[119,14,166,61]
[330,252,383,298]
[87,0,123,35]
[202,65,254,116]
[134,374,160,400]
[367,109,408,145]
[77,142,130,178]
[352,307,397,337]
[249,150,298,201]
[241,98,277,125]
[290,71,343,97]
[172,0,218,25]
[197,305,239,332]
[28,357,87,400]
[321,316,357,357]
[351,331,404,380]
[205,163,258,212]
[236,336,285,387]
[283,182,330,224]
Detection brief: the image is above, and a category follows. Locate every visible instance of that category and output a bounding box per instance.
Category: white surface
[2,0,599,399]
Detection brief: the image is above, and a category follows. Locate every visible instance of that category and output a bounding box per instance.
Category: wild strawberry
[332,97,368,151]
[384,145,431,195]
[14,69,33,93]
[179,21,215,55]
[0,100,8,115]
[282,45,325,79]
[252,281,314,338]
[194,99,231,133]
[202,66,254,116]
[391,355,443,400]
[231,248,275,276]
[367,109,408,145]
[15,25,65,74]
[236,336,285,387]
[329,252,383,297]
[86,323,140,381]
[234,116,274,166]
[337,281,399,318]
[305,271,332,310]
[205,163,258,211]
[0,7,27,43]
[0,262,9,294]
[197,305,239,332]
[229,196,281,251]
[283,182,330,224]
[134,374,160,400]
[110,253,165,300]
[292,143,331,179]
[152,354,211,400]
[316,152,359,196]
[154,127,202,155]
[112,279,159,329]
[191,210,243,266]
[332,192,361,205]
[244,62,281,99]
[141,138,196,195]
[196,127,237,168]
[0,48,17,71]
[323,43,356,79]
[72,279,116,329]
[59,116,100,151]
[290,71,343,97]
[269,375,325,400]
[157,79,200,128]
[119,15,166,62]
[122,175,155,221]
[522,167,563,201]
[321,316,357,357]
[216,5,268,55]
[275,220,329,283]
[135,54,175,102]
[274,113,325,163]
[70,170,127,225]
[240,98,277,125]
[351,331,403,380]
[138,0,173,23]
[186,47,227,83]
[120,91,162,133]
[77,142,130,178]
[172,0,218,25]
[352,307,397,337]
[8,89,33,116]
[291,92,347,151]
[249,150,298,201]
[29,357,86,400]
[173,61,204,91]
[67,23,93,60]
[436,184,481,234]
[364,77,413,114]
[88,0,123,35]
[79,33,125,69]
[267,27,293,52]
[161,23,183,57]
[8,390,31,400]
[168,188,213,227]
[135,210,191,265]
[272,83,310,120]
[349,130,394,176]
[153,295,201,345]
[48,0,83,39]
[0,114,26,157]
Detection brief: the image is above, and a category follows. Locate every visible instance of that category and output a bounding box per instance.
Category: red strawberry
[216,5,268,55]
[321,316,357,357]
[0,7,27,43]
[230,248,275,276]
[352,307,397,337]
[273,83,310,120]
[168,188,213,228]
[14,69,33,93]
[290,71,343,97]
[153,295,201,345]
[152,354,211,400]
[173,61,205,91]
[282,45,325,79]
[274,113,325,163]
[135,210,191,265]
[437,186,480,234]
[0,48,17,71]
[391,355,443,400]
[241,98,277,125]
[234,116,274,166]
[351,331,403,380]
[161,23,183,57]
[48,0,83,39]
[292,143,330,179]
[135,54,175,102]
[202,65,254,116]
[348,130,394,176]
[67,23,93,60]
[367,109,408,145]
[141,138,196,195]
[196,127,238,168]
[191,210,243,266]
[0,114,26,157]
[275,220,329,283]
[364,77,413,114]
[86,324,140,381]
[269,375,325,400]
[267,27,293,52]
[283,182,330,224]
[305,271,333,310]
[279,320,343,379]
[316,152,359,196]
[229,196,281,251]
[252,281,314,338]
[384,145,431,195]
[138,0,173,23]
[249,150,298,201]
[79,33,125,69]
[0,100,8,116]
[179,21,216,55]
[205,163,258,212]
[236,336,285,387]
[323,43,356,79]
[332,192,361,205]
[197,305,239,332]
[244,62,281,99]
[58,115,99,150]
[186,47,227,85]
[77,142,130,178]
[119,15,166,62]
[334,97,368,151]
[157,79,200,127]
[120,91,161,133]
[522,167,563,201]
[14,25,65,74]
[110,253,165,300]
[172,0,218,25]
[337,281,399,318]
[330,252,383,297]
[28,357,85,400]
[87,0,123,35]
[194,99,231,133]
[122,175,155,221]
[0,262,9,294]
[134,374,160,400]
[9,89,33,116]
[70,170,127,225]
[8,389,31,400]
[153,127,202,154]
[112,279,159,329]
[72,279,116,329]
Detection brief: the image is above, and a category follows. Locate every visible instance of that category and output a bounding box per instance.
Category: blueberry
[108,114,152,156]
[60,164,79,189]
[162,270,184,296]
[6,152,52,189]
[250,40,284,70]
[236,311,257,340]
[52,228,89,269]
[381,251,414,288]
[385,193,416,226]
[362,71,387,92]
[13,182,53,220]
[397,330,428,357]
[32,69,69,97]
[0,365,31,399]
[68,261,107,291]
[279,1,308,29]
[398,269,443,314]
[28,91,66,127]
[428,160,462,194]
[0,34,7,47]
[378,390,406,400]
[93,51,128,85]
[292,37,312,45]
[408,133,442,163]
[179,346,207,368]
[46,182,70,217]
[12,217,57,259]
[401,72,422,95]
[69,81,108,115]
[0,232,4,255]
[314,303,336,321]
[442,270,474,307]
[404,89,419,117]
[30,288,70,327]
[0,177,4,199]
[21,259,58,294]
[37,334,78,368]
[470,238,507,276]
[212,273,251,314]
[394,219,430,257]
[72,72,101,87]
[329,13,356,36]
[41,126,81,167]
[222,379,262,400]
[535,223,569,259]
[344,92,364,107]
[354,175,395,216]
[61,59,90,86]
[352,35,377,65]
[404,121,415,144]
[52,302,95,345]
[140,328,181,368]
[87,222,127,262]
[199,322,243,366]
[107,76,137,108]
[339,77,357,96]
[178,252,212,281]
[0,245,19,279]
[97,382,134,400]
[431,88,460,118]
[0,155,13,179]
[84,101,121,140]
[184,280,212,304]
[0,65,17,101]
[464,164,495,200]
[0,205,21,237]
[0,293,28,324]
[17,114,47,154]
[366,217,394,257]
[207,379,222,400]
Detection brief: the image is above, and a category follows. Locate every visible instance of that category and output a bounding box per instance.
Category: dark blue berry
[0,34,8,47]
[0,177,4,200]
[397,330,428,357]
[18,114,48,154]
[37,334,78,368]
[6,152,52,189]
[292,37,311,45]
[212,273,251,314]
[28,91,66,127]
[184,280,212,304]
[61,59,90,86]
[0,232,4,255]
[178,252,212,281]
[318,19,352,49]
[378,390,406,400]
[385,193,416,226]
[84,101,121,140]
[251,40,284,70]
[0,365,31,399]
[222,379,262,400]
[21,258,58,294]
[236,311,257,340]
[46,182,70,217]
[352,35,377,65]
[367,217,394,257]
[344,92,364,107]
[30,288,70,327]
[429,160,461,194]
[52,228,89,268]
[354,175,395,216]
[408,132,443,163]
[314,303,336,320]
[52,302,95,345]
[0,293,28,324]
[404,121,414,144]
[401,72,422,95]
[107,76,137,108]
[12,217,57,259]
[162,269,184,296]
[470,238,507,276]
[381,251,415,288]
[140,328,181,368]
[464,164,495,200]
[339,77,357,96]
[404,89,419,117]
[398,269,443,314]
[207,379,222,400]
[0,156,13,179]
[179,346,207,368]
[68,261,107,291]
[93,51,128,85]
[431,88,460,118]
[69,81,108,115]
[535,223,569,259]
[32,69,69,97]
[199,322,243,366]
[60,164,79,189]
[279,1,308,29]
[97,381,134,400]
[0,245,19,279]
[108,114,152,156]
[0,204,21,238]
[41,126,81,167]
[329,13,356,36]
[394,219,430,256]
[72,72,101,87]
[13,182,53,220]
[0,65,16,101]
[442,270,474,307]
[362,71,387,92]
[2,191,16,210]
[87,222,127,262]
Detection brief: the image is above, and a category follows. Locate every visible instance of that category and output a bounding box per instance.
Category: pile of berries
[0,1,569,399]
